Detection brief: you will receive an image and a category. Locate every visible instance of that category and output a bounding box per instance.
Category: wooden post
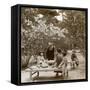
[30,71,32,81]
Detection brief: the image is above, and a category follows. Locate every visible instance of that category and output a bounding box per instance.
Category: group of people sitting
[29,42,79,77]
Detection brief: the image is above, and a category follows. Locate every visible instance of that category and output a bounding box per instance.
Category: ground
[21,51,86,83]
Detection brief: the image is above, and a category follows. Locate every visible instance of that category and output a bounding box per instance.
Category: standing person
[62,49,67,56]
[71,50,79,69]
[55,48,63,67]
[54,48,68,77]
[46,42,56,61]
[54,48,63,76]
[58,51,68,77]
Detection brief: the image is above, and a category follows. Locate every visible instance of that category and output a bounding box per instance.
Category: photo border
[17,4,88,85]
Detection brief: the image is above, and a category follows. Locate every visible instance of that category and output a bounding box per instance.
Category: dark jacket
[46,46,55,60]
[71,53,77,61]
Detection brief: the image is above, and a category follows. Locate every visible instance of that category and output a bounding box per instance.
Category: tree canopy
[21,8,86,68]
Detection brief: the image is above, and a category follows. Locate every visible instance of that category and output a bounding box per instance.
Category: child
[28,55,37,67]
[71,50,79,69]
[58,52,68,77]
[37,52,45,64]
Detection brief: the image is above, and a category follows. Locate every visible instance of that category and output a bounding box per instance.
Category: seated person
[37,52,45,64]
[28,55,37,67]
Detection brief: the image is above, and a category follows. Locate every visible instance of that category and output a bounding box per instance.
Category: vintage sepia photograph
[21,6,87,83]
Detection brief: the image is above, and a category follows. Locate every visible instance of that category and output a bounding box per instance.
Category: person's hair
[63,52,67,57]
[57,48,62,53]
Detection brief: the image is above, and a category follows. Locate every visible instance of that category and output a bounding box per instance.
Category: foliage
[21,8,86,68]
[60,10,86,49]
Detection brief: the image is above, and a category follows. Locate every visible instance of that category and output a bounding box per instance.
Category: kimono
[54,55,68,76]
[46,46,55,60]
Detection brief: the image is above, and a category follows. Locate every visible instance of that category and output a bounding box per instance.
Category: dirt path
[66,53,85,80]
[21,52,86,82]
